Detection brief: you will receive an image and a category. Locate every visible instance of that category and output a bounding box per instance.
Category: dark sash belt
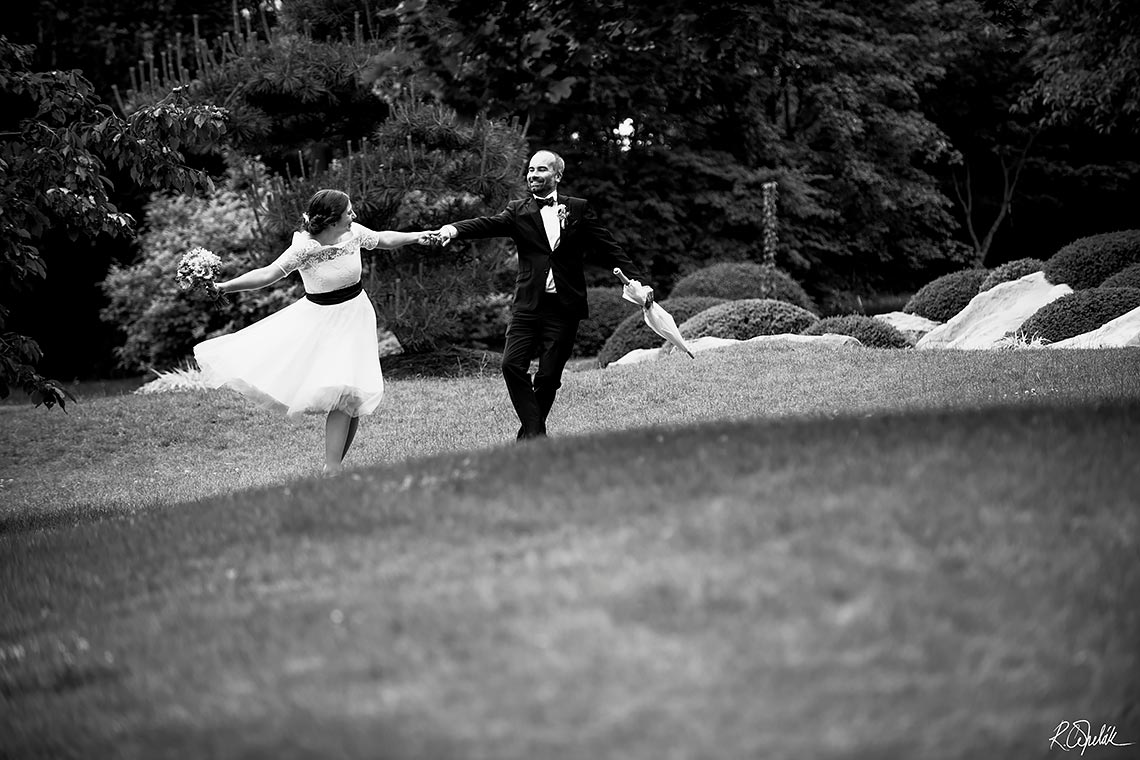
[306,281,363,305]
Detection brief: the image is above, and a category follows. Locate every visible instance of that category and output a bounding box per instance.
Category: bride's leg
[324,410,352,474]
[341,415,360,460]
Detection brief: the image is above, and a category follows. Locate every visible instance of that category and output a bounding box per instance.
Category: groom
[436,149,654,440]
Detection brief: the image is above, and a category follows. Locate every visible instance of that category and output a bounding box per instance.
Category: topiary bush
[677,299,818,341]
[800,315,911,348]
[1043,230,1140,290]
[100,187,299,371]
[597,296,726,366]
[1017,287,1140,343]
[669,262,818,314]
[902,268,987,322]
[979,258,1046,292]
[574,286,636,357]
[1101,263,1140,290]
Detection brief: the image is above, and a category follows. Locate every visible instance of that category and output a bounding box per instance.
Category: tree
[0,37,226,407]
[107,11,529,359]
[390,0,977,297]
[1021,0,1140,134]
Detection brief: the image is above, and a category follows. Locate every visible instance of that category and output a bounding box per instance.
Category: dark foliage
[1018,287,1140,343]
[677,299,818,341]
[1101,263,1140,290]
[979,258,1046,292]
[1044,230,1140,290]
[903,269,988,322]
[801,315,911,349]
[575,287,635,358]
[669,263,817,314]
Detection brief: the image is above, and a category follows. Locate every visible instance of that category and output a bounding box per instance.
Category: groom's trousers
[501,293,580,440]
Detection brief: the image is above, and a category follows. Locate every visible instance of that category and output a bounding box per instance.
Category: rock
[873,311,941,344]
[610,333,861,366]
[1048,305,1140,348]
[611,347,664,366]
[743,333,862,348]
[916,272,1071,349]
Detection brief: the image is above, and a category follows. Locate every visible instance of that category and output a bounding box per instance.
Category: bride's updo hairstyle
[301,189,351,234]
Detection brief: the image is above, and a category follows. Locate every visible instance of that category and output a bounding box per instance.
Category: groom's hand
[436,225,458,247]
[644,287,655,310]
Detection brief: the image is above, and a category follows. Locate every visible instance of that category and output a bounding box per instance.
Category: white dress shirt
[536,193,559,293]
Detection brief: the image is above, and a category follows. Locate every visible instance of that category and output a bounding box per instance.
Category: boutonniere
[554,203,570,229]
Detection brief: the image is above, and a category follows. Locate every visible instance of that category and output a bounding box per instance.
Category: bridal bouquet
[175,247,226,303]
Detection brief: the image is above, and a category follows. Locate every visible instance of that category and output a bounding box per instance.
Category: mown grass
[2,344,1139,759]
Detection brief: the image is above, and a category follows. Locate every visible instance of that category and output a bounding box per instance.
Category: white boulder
[874,311,941,344]
[916,272,1071,350]
[1048,305,1140,349]
[610,333,861,366]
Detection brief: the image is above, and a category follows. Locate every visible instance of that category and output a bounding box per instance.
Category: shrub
[1017,287,1140,342]
[669,262,818,314]
[800,315,911,349]
[677,298,819,341]
[1043,230,1140,289]
[574,286,636,357]
[979,258,1046,292]
[597,296,725,366]
[100,188,298,371]
[1101,263,1140,290]
[449,292,511,350]
[902,269,987,322]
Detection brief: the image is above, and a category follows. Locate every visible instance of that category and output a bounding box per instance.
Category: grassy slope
[2,345,1139,759]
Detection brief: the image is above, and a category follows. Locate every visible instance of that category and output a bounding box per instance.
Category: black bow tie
[534,196,555,207]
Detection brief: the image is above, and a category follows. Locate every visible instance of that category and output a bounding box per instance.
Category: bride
[194,189,437,475]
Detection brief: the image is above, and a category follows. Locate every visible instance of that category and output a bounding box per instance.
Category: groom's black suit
[451,194,647,439]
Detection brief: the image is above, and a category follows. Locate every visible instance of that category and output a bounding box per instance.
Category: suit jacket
[451,194,645,319]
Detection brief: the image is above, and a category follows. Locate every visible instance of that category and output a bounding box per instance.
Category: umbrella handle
[613,267,632,285]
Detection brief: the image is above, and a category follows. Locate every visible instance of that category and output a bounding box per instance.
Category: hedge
[574,286,636,357]
[1101,263,1140,290]
[1044,230,1140,290]
[1017,287,1140,343]
[677,298,819,341]
[979,258,1045,293]
[903,269,987,322]
[669,262,817,314]
[800,315,911,348]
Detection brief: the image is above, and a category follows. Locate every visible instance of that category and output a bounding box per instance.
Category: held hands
[643,288,655,310]
[420,227,455,247]
[416,230,446,246]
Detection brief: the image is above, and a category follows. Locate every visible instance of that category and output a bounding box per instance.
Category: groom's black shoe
[516,425,547,441]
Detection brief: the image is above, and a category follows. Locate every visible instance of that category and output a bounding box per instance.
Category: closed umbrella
[614,268,694,358]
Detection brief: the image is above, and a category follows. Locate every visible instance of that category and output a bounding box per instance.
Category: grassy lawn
[2,344,1139,759]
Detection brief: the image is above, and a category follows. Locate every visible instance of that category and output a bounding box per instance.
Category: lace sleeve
[270,231,314,276]
[352,222,384,250]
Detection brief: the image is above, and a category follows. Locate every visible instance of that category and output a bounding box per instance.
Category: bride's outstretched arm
[215,265,285,294]
[358,226,440,249]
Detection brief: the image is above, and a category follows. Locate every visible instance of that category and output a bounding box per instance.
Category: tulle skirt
[194,292,384,417]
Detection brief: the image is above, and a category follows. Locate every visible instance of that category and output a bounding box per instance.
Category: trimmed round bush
[800,315,910,349]
[979,258,1045,293]
[903,268,987,322]
[677,298,818,341]
[1044,229,1140,290]
[669,262,818,314]
[1017,287,1140,342]
[598,296,726,366]
[574,286,635,357]
[1101,263,1140,290]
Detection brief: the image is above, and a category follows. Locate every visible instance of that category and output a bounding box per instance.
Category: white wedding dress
[194,223,386,417]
